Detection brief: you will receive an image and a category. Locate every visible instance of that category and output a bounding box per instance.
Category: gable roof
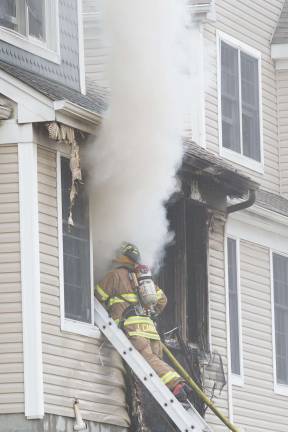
[272,0,288,44]
[0,60,105,115]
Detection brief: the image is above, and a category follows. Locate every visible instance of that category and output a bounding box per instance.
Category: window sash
[61,156,92,324]
[227,238,241,376]
[220,39,261,163]
[273,253,288,385]
[0,0,46,41]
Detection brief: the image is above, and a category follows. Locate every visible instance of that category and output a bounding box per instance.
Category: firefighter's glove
[173,383,193,403]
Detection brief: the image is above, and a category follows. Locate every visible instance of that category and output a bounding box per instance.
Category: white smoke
[88,0,190,278]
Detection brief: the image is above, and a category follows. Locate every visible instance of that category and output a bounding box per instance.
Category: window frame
[0,0,60,64]
[57,151,99,339]
[271,250,288,396]
[225,235,244,387]
[217,31,264,173]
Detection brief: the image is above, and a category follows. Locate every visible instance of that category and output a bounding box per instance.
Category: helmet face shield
[119,242,141,264]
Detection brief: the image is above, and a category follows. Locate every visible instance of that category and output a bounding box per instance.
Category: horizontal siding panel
[0,145,22,412]
[38,146,128,425]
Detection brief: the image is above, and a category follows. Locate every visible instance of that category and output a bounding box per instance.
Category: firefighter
[95,242,191,403]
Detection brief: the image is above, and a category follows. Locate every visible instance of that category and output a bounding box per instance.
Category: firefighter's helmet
[119,242,141,264]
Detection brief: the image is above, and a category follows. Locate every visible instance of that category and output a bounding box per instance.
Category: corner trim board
[18,142,44,418]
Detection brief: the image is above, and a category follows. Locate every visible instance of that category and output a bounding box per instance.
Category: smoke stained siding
[231,240,288,431]
[204,0,283,194]
[277,69,288,198]
[205,216,229,431]
[38,146,129,427]
[0,145,24,414]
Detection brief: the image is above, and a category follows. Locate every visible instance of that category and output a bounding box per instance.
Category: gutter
[226,189,256,214]
[53,100,101,126]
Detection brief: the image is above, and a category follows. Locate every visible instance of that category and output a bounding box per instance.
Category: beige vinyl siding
[38,146,129,427]
[206,214,229,431]
[230,240,288,431]
[0,145,24,414]
[83,0,107,87]
[277,69,288,198]
[204,0,283,194]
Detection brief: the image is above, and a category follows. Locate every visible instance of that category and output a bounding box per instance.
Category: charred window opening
[61,156,91,323]
[158,197,209,351]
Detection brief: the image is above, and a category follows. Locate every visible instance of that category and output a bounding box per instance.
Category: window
[227,238,243,382]
[0,0,59,63]
[59,155,96,336]
[273,253,288,387]
[158,199,209,351]
[0,0,45,40]
[219,33,262,170]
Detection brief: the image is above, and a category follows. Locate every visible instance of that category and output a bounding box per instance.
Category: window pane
[273,253,288,385]
[221,42,241,153]
[227,238,241,375]
[61,157,91,323]
[241,52,260,161]
[27,0,45,40]
[0,0,17,30]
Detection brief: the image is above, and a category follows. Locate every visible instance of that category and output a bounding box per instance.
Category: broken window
[158,197,209,351]
[61,156,92,323]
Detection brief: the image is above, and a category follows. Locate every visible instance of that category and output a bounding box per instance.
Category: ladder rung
[94,299,213,432]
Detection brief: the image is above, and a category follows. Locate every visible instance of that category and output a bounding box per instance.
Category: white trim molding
[271,43,288,70]
[18,142,44,419]
[77,0,86,95]
[217,31,264,173]
[225,236,244,387]
[57,152,100,339]
[0,0,60,63]
[270,250,288,397]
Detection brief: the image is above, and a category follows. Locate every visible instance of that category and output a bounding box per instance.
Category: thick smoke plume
[89,0,189,278]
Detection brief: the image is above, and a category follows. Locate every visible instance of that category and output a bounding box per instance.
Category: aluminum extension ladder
[94,299,213,432]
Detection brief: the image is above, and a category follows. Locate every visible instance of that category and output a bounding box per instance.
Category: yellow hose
[161,343,241,432]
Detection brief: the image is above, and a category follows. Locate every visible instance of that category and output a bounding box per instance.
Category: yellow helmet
[118,242,141,264]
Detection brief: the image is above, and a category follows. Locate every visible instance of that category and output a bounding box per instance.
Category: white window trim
[217,30,264,173]
[270,249,288,397]
[19,142,44,418]
[0,0,60,64]
[228,211,288,397]
[57,151,100,339]
[225,235,244,387]
[77,0,86,95]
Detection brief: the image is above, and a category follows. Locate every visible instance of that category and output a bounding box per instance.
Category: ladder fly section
[94,299,213,432]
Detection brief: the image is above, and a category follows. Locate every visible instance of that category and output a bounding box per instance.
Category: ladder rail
[94,299,213,432]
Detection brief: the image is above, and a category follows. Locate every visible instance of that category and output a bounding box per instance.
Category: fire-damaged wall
[158,197,209,351]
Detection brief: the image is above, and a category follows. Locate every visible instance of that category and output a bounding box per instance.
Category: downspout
[226,189,256,214]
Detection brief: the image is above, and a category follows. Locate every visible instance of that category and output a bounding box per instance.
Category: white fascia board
[0,120,34,145]
[227,205,288,253]
[271,43,288,59]
[54,100,101,134]
[18,142,44,419]
[0,69,55,123]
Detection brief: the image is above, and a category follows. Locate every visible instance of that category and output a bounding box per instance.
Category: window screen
[273,253,288,385]
[0,0,17,30]
[241,52,260,161]
[220,40,261,163]
[61,157,91,323]
[227,238,241,375]
[221,42,241,153]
